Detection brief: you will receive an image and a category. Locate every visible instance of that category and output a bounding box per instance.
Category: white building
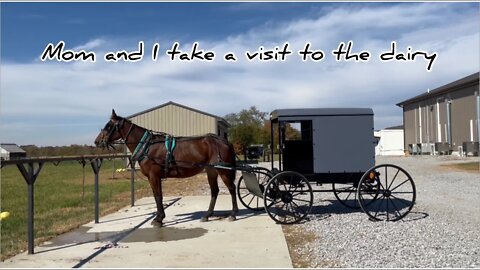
[374,126,405,156]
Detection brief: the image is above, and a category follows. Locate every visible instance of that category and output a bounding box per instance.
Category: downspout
[446,99,452,147]
[477,91,480,144]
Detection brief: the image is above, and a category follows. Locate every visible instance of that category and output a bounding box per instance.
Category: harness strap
[123,123,135,144]
[132,131,151,162]
[164,135,177,175]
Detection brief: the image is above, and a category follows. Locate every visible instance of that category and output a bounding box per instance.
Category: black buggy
[234,108,416,224]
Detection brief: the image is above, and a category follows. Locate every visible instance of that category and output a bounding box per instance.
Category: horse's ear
[111,109,117,119]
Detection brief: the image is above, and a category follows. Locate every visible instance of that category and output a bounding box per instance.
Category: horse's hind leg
[219,169,238,221]
[201,168,219,222]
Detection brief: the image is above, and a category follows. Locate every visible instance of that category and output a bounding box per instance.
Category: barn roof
[396,72,479,107]
[0,143,26,153]
[126,101,230,126]
[385,125,403,130]
[270,108,374,120]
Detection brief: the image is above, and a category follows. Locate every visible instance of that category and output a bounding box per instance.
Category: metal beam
[1,154,131,167]
[1,154,133,255]
[15,162,45,255]
[129,157,135,207]
[90,158,103,224]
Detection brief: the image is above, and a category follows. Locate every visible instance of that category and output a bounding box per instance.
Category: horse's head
[94,109,126,149]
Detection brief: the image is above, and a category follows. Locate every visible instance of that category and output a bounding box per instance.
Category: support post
[129,157,135,207]
[16,162,44,255]
[90,158,103,224]
[278,122,283,171]
[270,119,274,170]
[112,158,115,179]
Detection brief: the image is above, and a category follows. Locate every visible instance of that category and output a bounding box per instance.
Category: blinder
[100,118,125,150]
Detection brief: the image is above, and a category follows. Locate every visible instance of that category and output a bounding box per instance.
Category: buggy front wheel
[237,170,272,211]
[263,171,313,224]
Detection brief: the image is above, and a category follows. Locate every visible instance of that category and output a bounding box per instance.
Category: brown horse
[94,109,238,226]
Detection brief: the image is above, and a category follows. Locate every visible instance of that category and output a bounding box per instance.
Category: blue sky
[1,2,479,146]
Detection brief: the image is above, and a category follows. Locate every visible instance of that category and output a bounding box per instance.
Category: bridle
[101,118,135,150]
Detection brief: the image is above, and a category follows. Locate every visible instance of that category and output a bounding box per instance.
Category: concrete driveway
[1,195,292,268]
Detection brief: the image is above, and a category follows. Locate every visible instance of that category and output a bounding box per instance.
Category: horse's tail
[228,141,236,181]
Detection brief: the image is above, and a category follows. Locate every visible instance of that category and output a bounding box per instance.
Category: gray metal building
[396,72,480,156]
[127,101,229,139]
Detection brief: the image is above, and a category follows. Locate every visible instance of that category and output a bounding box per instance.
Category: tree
[225,106,269,154]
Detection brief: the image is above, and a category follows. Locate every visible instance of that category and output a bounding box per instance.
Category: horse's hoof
[200,216,209,222]
[153,218,164,227]
[228,216,236,222]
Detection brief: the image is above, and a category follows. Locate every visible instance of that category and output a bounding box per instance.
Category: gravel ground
[163,156,479,267]
[276,156,479,268]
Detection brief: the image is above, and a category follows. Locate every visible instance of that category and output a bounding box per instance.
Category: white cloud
[72,38,106,51]
[1,3,478,146]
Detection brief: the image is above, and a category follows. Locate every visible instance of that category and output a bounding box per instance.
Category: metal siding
[401,80,479,153]
[403,104,416,149]
[450,85,478,147]
[313,115,375,173]
[129,104,218,136]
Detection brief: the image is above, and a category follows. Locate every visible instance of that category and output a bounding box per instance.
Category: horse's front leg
[148,173,165,226]
[201,168,219,222]
[153,194,165,225]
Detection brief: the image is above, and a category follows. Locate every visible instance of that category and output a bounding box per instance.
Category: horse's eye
[103,122,112,131]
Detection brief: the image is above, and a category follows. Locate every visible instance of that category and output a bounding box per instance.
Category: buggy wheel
[263,171,313,224]
[357,164,416,221]
[237,171,272,211]
[332,183,360,209]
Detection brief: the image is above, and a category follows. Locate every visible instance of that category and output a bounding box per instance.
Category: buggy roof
[270,108,373,121]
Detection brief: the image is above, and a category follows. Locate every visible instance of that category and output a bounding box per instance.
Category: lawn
[0,159,152,260]
[443,161,480,172]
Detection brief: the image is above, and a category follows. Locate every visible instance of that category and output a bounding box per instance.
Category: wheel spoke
[390,194,412,207]
[287,203,300,219]
[290,197,311,203]
[241,193,251,200]
[378,179,386,191]
[271,197,282,205]
[391,191,414,194]
[291,191,310,197]
[390,179,410,192]
[291,200,307,215]
[387,169,400,190]
[354,187,358,206]
[367,189,377,199]
[290,183,299,193]
[337,186,354,193]
[247,195,255,206]
[386,196,390,221]
[373,194,385,218]
[388,197,402,218]
[344,188,354,201]
[385,166,388,194]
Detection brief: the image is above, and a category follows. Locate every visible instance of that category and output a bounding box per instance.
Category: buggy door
[282,120,313,174]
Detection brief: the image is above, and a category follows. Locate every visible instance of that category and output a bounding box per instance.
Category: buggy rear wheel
[332,183,360,209]
[263,171,313,224]
[357,164,416,221]
[237,170,272,211]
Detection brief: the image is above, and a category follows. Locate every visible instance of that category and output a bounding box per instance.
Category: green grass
[0,159,152,260]
[444,161,480,172]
